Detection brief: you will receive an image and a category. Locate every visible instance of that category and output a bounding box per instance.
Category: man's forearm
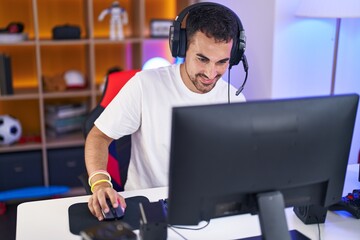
[85,126,113,175]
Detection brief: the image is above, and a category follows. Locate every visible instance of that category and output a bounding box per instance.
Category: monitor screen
[167,94,359,239]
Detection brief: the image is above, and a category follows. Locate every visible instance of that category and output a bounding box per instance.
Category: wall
[200,0,360,164]
[202,0,276,101]
[272,0,360,164]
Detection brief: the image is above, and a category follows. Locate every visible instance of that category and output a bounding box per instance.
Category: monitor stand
[239,191,310,240]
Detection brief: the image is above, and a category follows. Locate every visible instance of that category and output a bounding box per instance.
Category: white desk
[16,164,360,240]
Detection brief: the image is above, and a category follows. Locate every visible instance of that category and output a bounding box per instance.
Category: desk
[16,164,360,240]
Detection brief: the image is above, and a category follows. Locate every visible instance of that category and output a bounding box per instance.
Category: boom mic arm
[235,54,249,96]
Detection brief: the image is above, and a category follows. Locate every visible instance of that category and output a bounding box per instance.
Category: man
[86,3,246,221]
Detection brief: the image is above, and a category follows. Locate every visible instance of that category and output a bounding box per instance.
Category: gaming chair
[80,69,139,194]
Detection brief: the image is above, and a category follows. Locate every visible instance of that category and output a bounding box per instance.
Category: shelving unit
[0,0,194,192]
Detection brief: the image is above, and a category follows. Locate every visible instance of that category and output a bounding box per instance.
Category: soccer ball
[0,115,22,145]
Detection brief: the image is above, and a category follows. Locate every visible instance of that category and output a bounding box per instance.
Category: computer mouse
[102,198,125,220]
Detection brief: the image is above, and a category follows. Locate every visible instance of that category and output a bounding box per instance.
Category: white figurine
[98,1,128,40]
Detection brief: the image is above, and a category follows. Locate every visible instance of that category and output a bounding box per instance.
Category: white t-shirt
[95,64,246,190]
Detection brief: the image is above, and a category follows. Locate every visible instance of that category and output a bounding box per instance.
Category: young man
[86,3,246,220]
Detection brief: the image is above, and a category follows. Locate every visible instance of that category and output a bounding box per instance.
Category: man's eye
[198,58,207,63]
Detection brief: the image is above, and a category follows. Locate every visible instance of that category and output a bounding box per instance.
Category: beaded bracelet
[90,179,113,193]
[88,170,111,187]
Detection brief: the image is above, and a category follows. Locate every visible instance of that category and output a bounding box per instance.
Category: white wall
[272,0,360,164]
[200,0,360,164]
[200,0,276,100]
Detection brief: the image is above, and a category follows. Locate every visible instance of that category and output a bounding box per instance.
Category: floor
[0,202,18,240]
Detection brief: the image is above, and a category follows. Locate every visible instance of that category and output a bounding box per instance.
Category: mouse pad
[68,195,150,235]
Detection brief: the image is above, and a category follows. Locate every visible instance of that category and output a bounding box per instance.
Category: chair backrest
[83,70,139,192]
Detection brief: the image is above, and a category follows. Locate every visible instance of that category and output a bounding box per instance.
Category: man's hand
[88,184,127,221]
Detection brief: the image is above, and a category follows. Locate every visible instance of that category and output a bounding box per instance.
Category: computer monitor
[167,94,359,240]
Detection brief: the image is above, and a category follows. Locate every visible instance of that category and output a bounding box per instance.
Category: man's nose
[204,63,218,79]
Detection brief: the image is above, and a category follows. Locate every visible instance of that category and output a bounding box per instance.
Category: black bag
[52,24,81,40]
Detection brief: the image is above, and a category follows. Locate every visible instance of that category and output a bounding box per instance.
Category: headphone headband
[169,2,246,67]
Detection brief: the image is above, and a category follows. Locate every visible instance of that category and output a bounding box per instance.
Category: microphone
[235,54,249,96]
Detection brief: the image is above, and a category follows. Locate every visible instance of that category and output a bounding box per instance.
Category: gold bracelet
[90,179,113,193]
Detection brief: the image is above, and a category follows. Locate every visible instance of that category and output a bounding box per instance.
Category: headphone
[169,2,246,69]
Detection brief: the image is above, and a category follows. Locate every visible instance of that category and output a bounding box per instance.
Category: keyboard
[329,189,360,219]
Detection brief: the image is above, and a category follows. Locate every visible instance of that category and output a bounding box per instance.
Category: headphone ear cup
[169,25,178,58]
[169,26,186,58]
[230,31,246,67]
[238,30,246,57]
[230,41,241,67]
[178,29,187,58]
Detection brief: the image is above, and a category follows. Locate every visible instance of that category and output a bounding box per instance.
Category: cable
[169,220,210,230]
[169,226,188,240]
[168,221,210,240]
[227,68,231,104]
[315,216,322,240]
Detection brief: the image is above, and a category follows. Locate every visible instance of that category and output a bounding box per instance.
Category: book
[0,33,28,43]
[0,54,14,95]
[46,124,83,135]
[4,54,13,94]
[45,114,86,129]
[45,103,88,119]
[0,54,6,95]
[46,125,83,137]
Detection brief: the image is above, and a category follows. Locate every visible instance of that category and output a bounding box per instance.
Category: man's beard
[190,73,221,93]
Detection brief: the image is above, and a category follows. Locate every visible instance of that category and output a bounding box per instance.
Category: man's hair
[185,5,239,45]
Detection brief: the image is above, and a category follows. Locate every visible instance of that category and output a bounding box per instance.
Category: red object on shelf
[18,135,42,144]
